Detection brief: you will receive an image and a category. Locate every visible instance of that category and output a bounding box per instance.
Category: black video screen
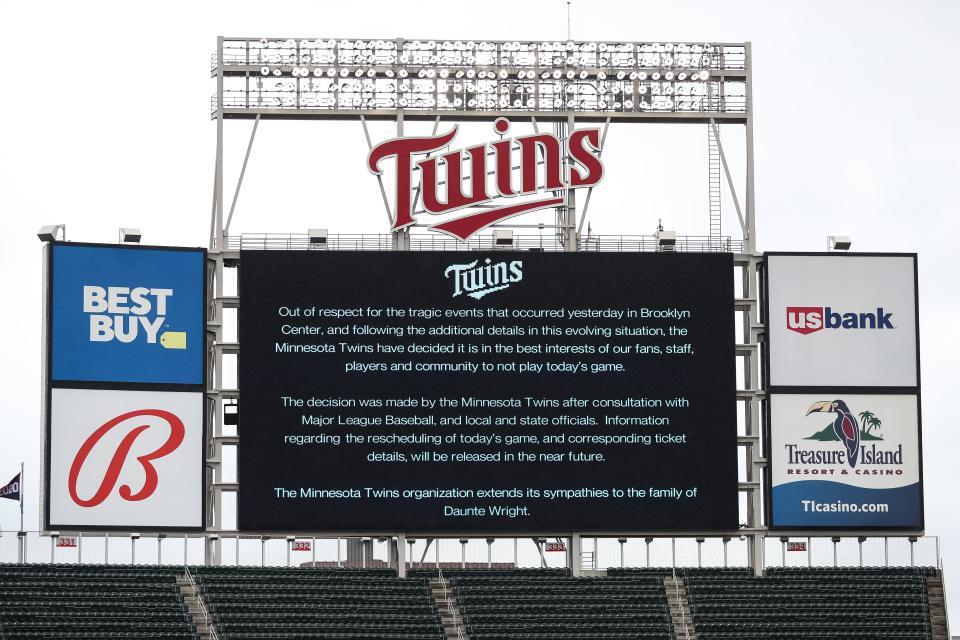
[238,250,737,532]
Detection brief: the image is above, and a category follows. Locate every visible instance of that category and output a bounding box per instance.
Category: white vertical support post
[312,537,316,567]
[807,537,811,568]
[486,538,494,569]
[858,537,865,567]
[696,537,704,568]
[832,537,839,567]
[78,532,82,565]
[397,533,407,578]
[436,538,440,569]
[619,538,627,568]
[206,35,227,568]
[50,534,55,564]
[780,537,786,567]
[235,535,240,567]
[722,537,729,568]
[391,107,409,251]
[671,538,676,568]
[183,535,188,566]
[741,40,763,581]
[909,536,917,567]
[535,538,547,568]
[131,534,138,565]
[459,539,468,569]
[645,538,652,568]
[565,113,577,252]
[362,539,367,569]
[286,537,292,567]
[260,536,266,568]
[513,538,517,568]
[105,532,110,565]
[157,534,164,566]
[570,534,582,577]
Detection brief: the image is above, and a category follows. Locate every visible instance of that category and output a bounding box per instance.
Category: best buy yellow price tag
[159,331,187,350]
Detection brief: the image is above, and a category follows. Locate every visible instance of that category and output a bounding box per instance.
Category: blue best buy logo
[83,286,185,348]
[51,244,204,385]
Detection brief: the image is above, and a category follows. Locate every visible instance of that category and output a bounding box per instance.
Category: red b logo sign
[68,409,185,507]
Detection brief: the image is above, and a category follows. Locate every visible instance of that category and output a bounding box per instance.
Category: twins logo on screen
[68,409,185,508]
[786,400,901,471]
[445,258,523,299]
[82,285,188,349]
[368,117,603,240]
[785,306,894,335]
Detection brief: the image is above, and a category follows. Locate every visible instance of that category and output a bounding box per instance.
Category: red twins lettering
[68,409,185,507]
[367,118,603,240]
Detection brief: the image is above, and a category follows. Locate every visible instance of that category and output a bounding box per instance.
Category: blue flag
[0,473,20,502]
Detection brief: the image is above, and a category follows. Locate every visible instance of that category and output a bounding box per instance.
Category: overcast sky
[1,0,958,617]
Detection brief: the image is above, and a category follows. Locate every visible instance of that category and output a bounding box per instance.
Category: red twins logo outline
[68,409,185,508]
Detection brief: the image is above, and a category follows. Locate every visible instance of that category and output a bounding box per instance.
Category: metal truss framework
[205,36,762,576]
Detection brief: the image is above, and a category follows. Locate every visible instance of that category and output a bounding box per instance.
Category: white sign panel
[769,393,922,529]
[48,388,203,529]
[766,254,917,388]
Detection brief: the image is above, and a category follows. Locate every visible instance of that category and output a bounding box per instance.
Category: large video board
[44,243,206,531]
[765,253,923,531]
[238,251,738,532]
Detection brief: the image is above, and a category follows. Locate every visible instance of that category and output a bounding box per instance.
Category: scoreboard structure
[201,36,765,571]
[36,36,924,575]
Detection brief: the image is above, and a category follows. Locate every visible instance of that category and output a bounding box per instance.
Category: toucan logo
[785,306,894,335]
[784,400,902,471]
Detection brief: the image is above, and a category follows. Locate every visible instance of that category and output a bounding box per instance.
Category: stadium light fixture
[493,229,514,246]
[119,227,142,244]
[37,224,65,242]
[656,229,677,249]
[308,228,328,245]
[828,235,852,251]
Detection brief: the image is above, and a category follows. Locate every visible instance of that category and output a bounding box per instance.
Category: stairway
[926,574,949,640]
[663,574,697,640]
[177,573,217,640]
[429,577,467,639]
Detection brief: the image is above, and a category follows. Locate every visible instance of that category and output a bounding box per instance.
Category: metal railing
[437,567,467,640]
[0,533,942,570]
[224,232,743,253]
[183,566,219,640]
[670,566,692,640]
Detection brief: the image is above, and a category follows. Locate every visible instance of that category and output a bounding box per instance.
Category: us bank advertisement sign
[765,254,918,388]
[49,243,205,385]
[47,388,203,529]
[769,393,922,529]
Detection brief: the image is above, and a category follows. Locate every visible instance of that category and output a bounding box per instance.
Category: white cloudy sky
[1,0,959,616]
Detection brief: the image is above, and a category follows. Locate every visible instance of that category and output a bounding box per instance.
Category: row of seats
[688,567,935,640]
[191,566,444,640]
[451,571,675,640]
[0,563,198,640]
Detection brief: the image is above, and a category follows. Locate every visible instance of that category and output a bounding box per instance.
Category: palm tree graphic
[858,410,882,436]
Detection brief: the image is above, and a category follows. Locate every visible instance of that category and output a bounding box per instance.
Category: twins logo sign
[368,117,603,240]
[50,244,204,384]
[48,388,202,529]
